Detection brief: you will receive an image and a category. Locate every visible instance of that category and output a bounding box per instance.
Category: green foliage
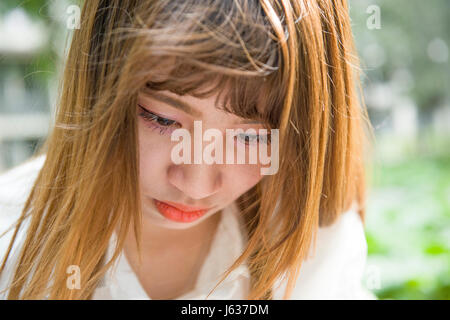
[0,1,65,89]
[349,0,450,110]
[366,154,450,299]
[0,0,51,17]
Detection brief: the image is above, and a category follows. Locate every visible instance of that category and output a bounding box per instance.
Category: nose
[167,163,222,200]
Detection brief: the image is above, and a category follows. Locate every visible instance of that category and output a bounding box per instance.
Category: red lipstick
[153,200,210,223]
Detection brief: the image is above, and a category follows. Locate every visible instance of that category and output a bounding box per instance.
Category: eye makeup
[235,132,271,146]
[138,104,181,135]
[137,104,271,146]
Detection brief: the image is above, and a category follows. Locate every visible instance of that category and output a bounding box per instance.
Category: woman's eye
[236,133,270,146]
[138,104,180,134]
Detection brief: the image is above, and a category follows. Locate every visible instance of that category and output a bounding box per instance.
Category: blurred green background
[0,0,449,299]
[349,0,450,300]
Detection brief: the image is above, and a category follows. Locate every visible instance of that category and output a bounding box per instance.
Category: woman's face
[136,88,268,230]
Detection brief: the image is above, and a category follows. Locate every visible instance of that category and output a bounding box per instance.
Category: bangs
[126,0,288,129]
[143,67,284,129]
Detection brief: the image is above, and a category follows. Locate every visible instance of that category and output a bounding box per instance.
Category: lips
[161,200,210,212]
[153,199,210,223]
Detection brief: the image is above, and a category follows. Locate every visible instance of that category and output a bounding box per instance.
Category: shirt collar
[93,201,250,299]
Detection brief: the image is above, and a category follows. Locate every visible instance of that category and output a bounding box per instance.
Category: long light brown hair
[0,0,373,299]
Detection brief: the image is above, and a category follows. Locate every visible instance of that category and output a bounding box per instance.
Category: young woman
[0,0,375,299]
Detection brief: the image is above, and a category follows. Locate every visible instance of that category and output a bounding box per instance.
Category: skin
[122,86,268,299]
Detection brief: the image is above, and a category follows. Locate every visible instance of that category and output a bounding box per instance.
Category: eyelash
[138,105,181,135]
[236,133,271,146]
[138,104,270,145]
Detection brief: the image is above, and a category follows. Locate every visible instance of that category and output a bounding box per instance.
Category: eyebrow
[141,88,264,125]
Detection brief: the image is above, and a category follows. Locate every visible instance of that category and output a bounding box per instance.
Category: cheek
[137,124,172,194]
[225,164,264,196]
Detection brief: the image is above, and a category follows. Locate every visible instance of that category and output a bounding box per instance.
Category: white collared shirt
[0,155,376,299]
